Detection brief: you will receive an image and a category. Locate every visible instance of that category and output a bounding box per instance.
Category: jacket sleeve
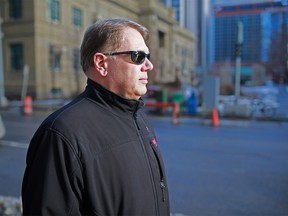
[22,128,84,215]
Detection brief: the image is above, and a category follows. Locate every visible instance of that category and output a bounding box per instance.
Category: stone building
[0,0,194,99]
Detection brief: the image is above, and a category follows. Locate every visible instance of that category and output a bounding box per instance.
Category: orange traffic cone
[172,102,180,125]
[211,107,219,127]
[23,96,33,116]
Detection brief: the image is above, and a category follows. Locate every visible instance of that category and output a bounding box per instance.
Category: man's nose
[142,58,153,72]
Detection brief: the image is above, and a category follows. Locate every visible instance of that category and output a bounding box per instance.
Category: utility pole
[0,13,8,107]
[235,21,243,104]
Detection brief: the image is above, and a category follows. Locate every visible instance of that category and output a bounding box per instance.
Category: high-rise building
[213,0,288,83]
[161,0,212,74]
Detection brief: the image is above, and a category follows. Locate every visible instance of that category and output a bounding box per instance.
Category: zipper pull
[160,180,166,202]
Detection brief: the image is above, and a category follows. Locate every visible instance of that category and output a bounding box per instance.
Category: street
[153,117,288,215]
[0,107,288,215]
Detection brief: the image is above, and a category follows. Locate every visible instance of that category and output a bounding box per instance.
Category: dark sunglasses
[103,50,150,65]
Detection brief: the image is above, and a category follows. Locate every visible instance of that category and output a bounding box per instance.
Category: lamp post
[235,21,243,104]
[0,14,8,107]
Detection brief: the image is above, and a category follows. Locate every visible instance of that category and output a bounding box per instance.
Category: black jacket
[22,79,170,216]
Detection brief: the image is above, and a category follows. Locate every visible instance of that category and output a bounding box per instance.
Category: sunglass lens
[132,51,148,64]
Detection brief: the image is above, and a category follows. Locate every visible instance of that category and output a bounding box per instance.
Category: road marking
[0,140,28,149]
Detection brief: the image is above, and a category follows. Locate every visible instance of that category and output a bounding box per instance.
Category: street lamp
[0,14,8,107]
[235,21,243,104]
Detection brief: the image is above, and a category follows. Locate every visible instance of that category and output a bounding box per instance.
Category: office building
[161,0,213,76]
[213,0,288,83]
[0,0,194,99]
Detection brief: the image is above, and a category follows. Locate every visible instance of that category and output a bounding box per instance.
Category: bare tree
[266,11,288,84]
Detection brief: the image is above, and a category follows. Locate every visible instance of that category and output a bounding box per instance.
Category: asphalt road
[0,108,288,216]
[153,117,288,215]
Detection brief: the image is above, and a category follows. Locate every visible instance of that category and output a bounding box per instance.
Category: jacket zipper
[133,111,160,216]
[150,143,167,203]
[160,180,166,202]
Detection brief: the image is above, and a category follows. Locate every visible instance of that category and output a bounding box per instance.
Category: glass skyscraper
[213,0,288,82]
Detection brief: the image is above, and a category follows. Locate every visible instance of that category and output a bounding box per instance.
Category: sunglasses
[103,50,150,65]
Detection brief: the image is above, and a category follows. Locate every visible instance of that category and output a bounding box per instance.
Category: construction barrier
[145,102,180,124]
[23,95,33,116]
[211,107,219,127]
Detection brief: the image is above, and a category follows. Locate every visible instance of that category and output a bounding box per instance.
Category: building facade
[213,0,288,83]
[0,0,194,99]
[161,0,212,76]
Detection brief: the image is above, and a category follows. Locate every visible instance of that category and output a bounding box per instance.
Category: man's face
[105,27,153,100]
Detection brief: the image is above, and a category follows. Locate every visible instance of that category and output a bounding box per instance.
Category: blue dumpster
[187,92,198,114]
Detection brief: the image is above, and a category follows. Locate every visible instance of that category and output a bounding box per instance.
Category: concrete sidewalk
[3,89,288,123]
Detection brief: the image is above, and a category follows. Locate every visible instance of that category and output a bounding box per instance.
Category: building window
[9,0,22,19]
[73,7,82,28]
[73,48,81,71]
[10,43,24,71]
[47,0,60,22]
[158,31,165,48]
[49,44,62,72]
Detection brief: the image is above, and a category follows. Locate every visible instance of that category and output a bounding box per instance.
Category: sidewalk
[3,84,288,123]
[3,97,288,123]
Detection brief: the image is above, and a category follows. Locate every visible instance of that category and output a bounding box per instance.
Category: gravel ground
[0,196,22,216]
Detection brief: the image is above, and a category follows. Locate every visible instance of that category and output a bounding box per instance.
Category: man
[22,18,170,215]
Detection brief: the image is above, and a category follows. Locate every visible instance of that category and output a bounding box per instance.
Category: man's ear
[93,53,108,77]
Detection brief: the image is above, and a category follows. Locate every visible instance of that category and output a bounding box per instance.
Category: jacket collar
[85,79,144,115]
